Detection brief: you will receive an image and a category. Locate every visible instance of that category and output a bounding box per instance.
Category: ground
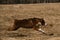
[0,3,60,40]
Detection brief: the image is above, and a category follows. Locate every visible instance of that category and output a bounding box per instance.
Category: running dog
[8,18,53,35]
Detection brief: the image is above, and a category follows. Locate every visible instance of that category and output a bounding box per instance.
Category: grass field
[0,3,60,40]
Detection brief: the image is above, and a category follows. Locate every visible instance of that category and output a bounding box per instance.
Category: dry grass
[0,3,60,40]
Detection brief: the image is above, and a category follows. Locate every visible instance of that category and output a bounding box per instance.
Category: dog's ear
[39,18,45,25]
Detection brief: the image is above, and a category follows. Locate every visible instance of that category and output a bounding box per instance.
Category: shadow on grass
[7,33,28,37]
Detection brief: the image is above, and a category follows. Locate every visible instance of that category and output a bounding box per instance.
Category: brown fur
[8,18,45,31]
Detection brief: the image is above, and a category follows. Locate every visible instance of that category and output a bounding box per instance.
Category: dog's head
[32,18,46,26]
